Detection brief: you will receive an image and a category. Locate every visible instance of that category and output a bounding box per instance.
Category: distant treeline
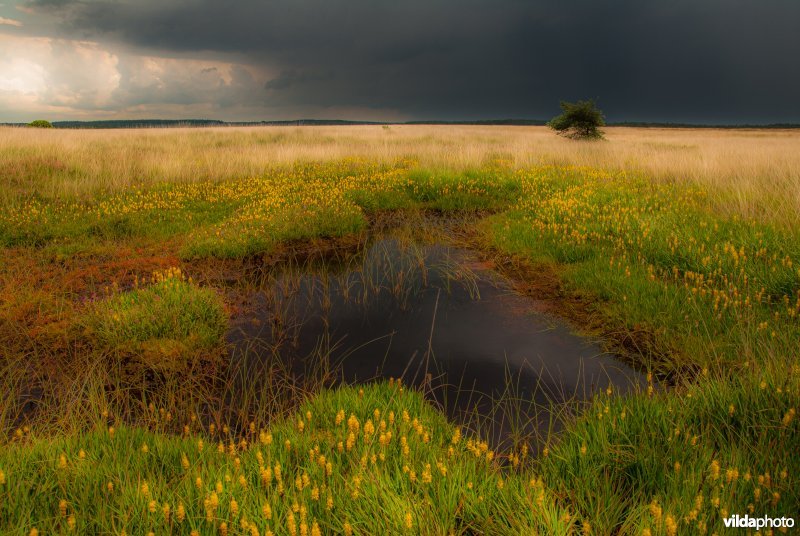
[1,119,798,129]
[608,121,800,129]
[60,119,226,129]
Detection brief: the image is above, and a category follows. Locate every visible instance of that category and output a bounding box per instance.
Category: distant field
[2,125,799,227]
[0,126,797,534]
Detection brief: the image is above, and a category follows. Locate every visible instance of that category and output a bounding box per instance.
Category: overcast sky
[1,0,799,123]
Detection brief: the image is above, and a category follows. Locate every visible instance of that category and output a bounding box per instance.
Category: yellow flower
[649,500,662,522]
[363,419,375,437]
[725,467,739,482]
[709,460,720,480]
[405,511,413,529]
[665,515,677,536]
[782,408,796,426]
[347,414,360,433]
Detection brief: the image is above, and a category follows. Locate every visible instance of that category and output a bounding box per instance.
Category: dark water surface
[227,238,642,447]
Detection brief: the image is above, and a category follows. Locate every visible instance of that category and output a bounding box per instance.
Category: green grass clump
[489,166,800,373]
[0,160,531,257]
[536,366,800,534]
[181,201,367,259]
[403,169,522,211]
[90,267,227,362]
[0,383,577,535]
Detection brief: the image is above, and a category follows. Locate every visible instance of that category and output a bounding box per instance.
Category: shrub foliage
[547,100,605,139]
[27,120,54,129]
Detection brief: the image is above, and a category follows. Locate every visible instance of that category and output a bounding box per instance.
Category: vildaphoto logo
[723,514,795,531]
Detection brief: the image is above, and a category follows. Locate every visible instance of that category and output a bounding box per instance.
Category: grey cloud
[105,59,261,111]
[265,70,335,91]
[16,0,800,122]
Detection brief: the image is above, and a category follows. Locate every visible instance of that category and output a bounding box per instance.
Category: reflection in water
[227,238,643,448]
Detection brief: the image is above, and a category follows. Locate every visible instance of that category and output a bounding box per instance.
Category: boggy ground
[0,130,799,535]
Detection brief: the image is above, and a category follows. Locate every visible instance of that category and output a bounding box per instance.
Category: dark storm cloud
[19,0,800,122]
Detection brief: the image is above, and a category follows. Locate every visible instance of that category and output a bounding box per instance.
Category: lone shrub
[28,119,54,128]
[547,100,605,139]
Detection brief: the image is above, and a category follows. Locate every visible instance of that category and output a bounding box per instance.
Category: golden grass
[2,125,799,227]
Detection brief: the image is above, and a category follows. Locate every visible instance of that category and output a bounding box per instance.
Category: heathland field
[0,125,798,534]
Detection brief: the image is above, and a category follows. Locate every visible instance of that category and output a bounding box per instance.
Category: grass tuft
[0,383,573,535]
[89,267,227,367]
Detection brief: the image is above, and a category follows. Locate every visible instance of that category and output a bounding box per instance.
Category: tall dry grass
[1,125,799,227]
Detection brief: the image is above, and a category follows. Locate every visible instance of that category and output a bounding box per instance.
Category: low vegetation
[547,100,605,140]
[88,267,228,370]
[0,382,577,535]
[490,166,799,374]
[0,126,798,534]
[26,120,53,129]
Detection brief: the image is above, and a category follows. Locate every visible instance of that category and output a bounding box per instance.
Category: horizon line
[2,118,800,129]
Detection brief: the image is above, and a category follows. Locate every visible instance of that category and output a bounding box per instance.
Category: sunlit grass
[0,382,574,535]
[536,366,799,534]
[0,127,798,534]
[488,166,799,373]
[1,125,799,227]
[89,267,227,369]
